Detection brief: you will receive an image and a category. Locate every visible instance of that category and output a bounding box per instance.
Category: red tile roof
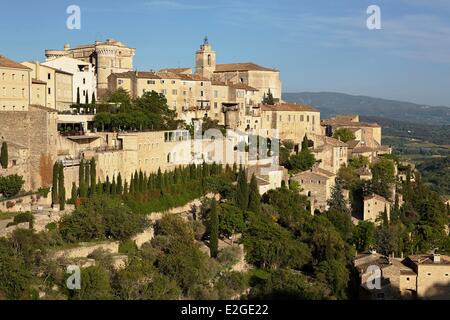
[214,62,278,73]
[0,54,31,70]
[261,103,319,113]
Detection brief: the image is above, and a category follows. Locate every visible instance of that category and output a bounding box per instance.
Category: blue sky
[1,0,449,106]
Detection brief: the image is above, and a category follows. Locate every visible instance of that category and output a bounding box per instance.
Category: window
[301,115,304,121]
[22,88,25,97]
[200,91,204,97]
[171,80,176,84]
[183,91,187,96]
[161,80,165,84]
[161,89,167,95]
[12,74,15,80]
[307,115,310,122]
[21,74,24,81]
[406,277,410,281]
[47,73,51,80]
[172,89,177,95]
[288,115,291,122]
[207,54,211,66]
[200,82,204,86]
[214,102,218,109]
[2,87,5,96]
[427,273,431,276]
[147,80,155,85]
[118,79,123,85]
[1,73,5,80]
[83,78,86,84]
[214,90,218,98]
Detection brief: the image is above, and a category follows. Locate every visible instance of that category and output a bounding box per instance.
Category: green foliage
[71,265,113,300]
[353,221,375,251]
[59,195,148,243]
[333,128,356,143]
[370,158,396,199]
[0,141,8,169]
[243,212,311,269]
[58,162,65,210]
[209,199,219,258]
[0,238,37,299]
[218,203,245,238]
[249,269,331,300]
[262,89,275,105]
[0,174,24,199]
[417,156,450,195]
[215,271,248,299]
[248,174,261,214]
[94,90,182,131]
[114,257,181,300]
[287,148,316,173]
[327,179,349,213]
[236,168,249,210]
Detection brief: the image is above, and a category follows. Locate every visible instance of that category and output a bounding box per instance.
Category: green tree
[353,221,375,251]
[262,89,275,105]
[209,199,219,258]
[327,179,348,213]
[58,162,65,210]
[51,161,59,205]
[117,173,123,195]
[236,168,249,210]
[76,87,80,105]
[85,91,89,105]
[72,265,112,300]
[301,134,309,151]
[78,159,86,198]
[70,182,78,203]
[91,92,96,105]
[0,142,8,169]
[90,158,96,196]
[248,174,261,214]
[333,128,356,143]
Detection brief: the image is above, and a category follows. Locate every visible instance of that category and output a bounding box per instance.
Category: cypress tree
[130,175,135,194]
[79,159,86,197]
[96,178,103,194]
[123,180,129,195]
[248,174,261,214]
[70,182,77,203]
[327,179,348,213]
[58,162,65,210]
[84,161,90,189]
[51,161,59,206]
[91,92,96,105]
[236,168,249,210]
[76,87,80,105]
[105,176,111,194]
[117,173,123,195]
[157,168,162,189]
[209,199,219,258]
[301,134,309,151]
[0,141,8,169]
[90,158,96,195]
[85,90,89,105]
[133,171,139,193]
[139,170,144,193]
[111,176,117,195]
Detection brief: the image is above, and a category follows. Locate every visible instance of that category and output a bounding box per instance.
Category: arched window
[207,54,211,66]
[167,153,171,163]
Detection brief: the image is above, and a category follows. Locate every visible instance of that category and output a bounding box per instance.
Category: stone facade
[0,55,31,111]
[42,56,97,105]
[45,39,135,98]
[22,61,73,111]
[291,167,336,214]
[363,194,391,223]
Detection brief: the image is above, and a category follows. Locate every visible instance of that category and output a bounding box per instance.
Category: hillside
[283,92,450,125]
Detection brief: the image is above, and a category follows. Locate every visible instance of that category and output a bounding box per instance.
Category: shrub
[0,174,24,198]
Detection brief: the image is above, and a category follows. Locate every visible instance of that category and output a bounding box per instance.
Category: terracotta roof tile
[214,62,278,73]
[261,103,319,113]
[0,55,31,70]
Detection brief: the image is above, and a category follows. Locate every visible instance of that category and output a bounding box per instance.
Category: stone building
[194,38,281,101]
[45,39,135,98]
[22,61,73,111]
[42,56,97,105]
[256,103,321,146]
[312,136,348,174]
[291,167,336,214]
[0,105,58,190]
[354,252,450,300]
[0,54,31,111]
[363,194,391,223]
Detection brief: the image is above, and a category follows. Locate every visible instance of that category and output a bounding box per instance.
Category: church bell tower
[195,36,216,79]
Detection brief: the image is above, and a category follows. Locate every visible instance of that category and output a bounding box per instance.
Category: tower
[195,36,216,79]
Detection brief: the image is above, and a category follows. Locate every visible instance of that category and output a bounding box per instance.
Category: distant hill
[282,92,450,125]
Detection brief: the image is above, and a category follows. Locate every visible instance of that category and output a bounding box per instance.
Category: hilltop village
[0,38,449,300]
